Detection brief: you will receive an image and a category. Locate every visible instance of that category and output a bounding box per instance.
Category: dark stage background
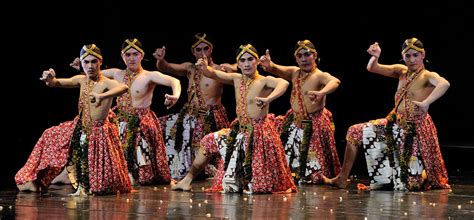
[2,2,473,190]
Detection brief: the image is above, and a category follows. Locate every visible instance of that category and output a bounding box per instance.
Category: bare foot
[69,186,88,197]
[170,179,192,191]
[17,181,39,192]
[272,188,294,194]
[243,183,253,194]
[51,168,71,184]
[204,186,222,193]
[323,175,349,189]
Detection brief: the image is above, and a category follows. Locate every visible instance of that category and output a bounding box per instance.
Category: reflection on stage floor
[1,178,474,219]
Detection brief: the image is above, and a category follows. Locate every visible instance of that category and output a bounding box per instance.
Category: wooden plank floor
[1,178,474,219]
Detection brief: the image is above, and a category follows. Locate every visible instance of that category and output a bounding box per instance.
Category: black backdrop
[2,1,473,190]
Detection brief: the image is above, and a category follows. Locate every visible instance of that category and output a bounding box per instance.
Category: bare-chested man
[86,39,181,186]
[153,33,229,180]
[259,39,342,184]
[325,38,451,191]
[171,44,297,194]
[15,44,131,196]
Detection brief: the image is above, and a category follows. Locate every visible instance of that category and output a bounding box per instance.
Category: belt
[294,115,311,128]
[395,117,415,128]
[186,105,208,115]
[116,109,135,120]
[239,124,253,132]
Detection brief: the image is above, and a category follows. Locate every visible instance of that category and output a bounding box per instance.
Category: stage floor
[1,178,474,219]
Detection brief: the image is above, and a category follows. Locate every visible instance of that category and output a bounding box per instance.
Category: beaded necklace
[79,74,102,135]
[116,68,141,113]
[187,68,206,111]
[394,66,425,116]
[290,69,312,125]
[237,72,260,125]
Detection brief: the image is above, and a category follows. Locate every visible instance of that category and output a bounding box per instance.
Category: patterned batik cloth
[15,117,80,187]
[16,117,131,195]
[81,119,131,194]
[116,107,171,185]
[200,115,297,194]
[275,108,341,184]
[346,113,450,191]
[159,104,228,180]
